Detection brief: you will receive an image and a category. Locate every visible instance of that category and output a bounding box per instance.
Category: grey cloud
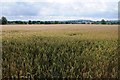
[1,2,39,16]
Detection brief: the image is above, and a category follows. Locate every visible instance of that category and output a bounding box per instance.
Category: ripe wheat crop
[2,25,118,79]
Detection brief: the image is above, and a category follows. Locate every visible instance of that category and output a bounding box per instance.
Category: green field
[2,25,118,79]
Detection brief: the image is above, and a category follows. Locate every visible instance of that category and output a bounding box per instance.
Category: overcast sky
[0,0,119,21]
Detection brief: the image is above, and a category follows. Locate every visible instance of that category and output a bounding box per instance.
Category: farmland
[2,24,118,79]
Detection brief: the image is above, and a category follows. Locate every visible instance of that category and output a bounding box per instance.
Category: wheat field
[1,24,118,79]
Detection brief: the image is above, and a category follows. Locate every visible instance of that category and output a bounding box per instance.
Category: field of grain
[2,24,118,31]
[2,24,118,79]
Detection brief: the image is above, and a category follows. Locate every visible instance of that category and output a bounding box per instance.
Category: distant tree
[28,20,32,24]
[37,21,41,24]
[1,16,8,25]
[24,21,27,24]
[40,21,44,24]
[32,21,36,24]
[65,22,70,24]
[101,19,106,24]
[45,21,50,24]
[0,19,1,24]
[15,21,19,24]
[54,21,59,24]
[118,20,120,25]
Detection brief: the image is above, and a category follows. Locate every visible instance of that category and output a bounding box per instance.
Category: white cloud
[1,0,119,2]
[0,0,119,20]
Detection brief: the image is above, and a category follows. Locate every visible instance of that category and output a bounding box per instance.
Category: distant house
[85,22,92,24]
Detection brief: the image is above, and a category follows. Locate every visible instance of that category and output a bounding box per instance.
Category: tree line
[0,16,119,25]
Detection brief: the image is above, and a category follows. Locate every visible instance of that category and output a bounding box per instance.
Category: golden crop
[2,26,118,79]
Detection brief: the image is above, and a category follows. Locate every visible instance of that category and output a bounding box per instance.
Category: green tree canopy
[28,20,32,24]
[101,19,106,24]
[1,16,8,25]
